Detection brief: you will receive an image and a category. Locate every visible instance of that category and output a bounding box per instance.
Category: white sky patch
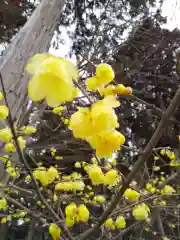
[161,0,180,30]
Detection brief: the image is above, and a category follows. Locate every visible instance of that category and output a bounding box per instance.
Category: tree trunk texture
[0,0,65,121]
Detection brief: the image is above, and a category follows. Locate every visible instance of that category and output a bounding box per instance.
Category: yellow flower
[53,106,64,115]
[104,169,121,186]
[0,92,3,101]
[86,63,114,91]
[114,84,132,95]
[87,130,125,158]
[46,166,58,184]
[63,119,69,125]
[86,76,99,91]
[65,217,75,227]
[77,204,89,222]
[90,96,119,135]
[69,107,93,139]
[70,96,120,140]
[21,126,36,134]
[74,162,81,168]
[95,63,115,86]
[18,136,26,149]
[26,53,78,107]
[55,180,84,192]
[0,199,7,210]
[99,84,116,96]
[71,172,82,180]
[25,175,31,181]
[162,237,170,240]
[0,105,8,119]
[93,195,106,204]
[72,181,85,191]
[115,216,126,228]
[49,223,61,240]
[161,185,176,195]
[55,182,73,191]
[104,218,115,230]
[0,128,12,142]
[4,143,16,152]
[86,164,105,185]
[7,167,17,177]
[132,203,150,220]
[123,188,139,202]
[65,203,77,217]
[1,217,7,224]
[33,168,49,185]
[152,166,160,171]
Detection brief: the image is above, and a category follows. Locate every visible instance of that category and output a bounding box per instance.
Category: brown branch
[121,94,180,125]
[77,87,180,240]
[113,221,141,240]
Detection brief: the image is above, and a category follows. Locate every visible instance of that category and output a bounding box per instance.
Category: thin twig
[0,193,46,224]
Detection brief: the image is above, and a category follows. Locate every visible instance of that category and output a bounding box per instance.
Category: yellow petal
[28,75,46,102]
[0,106,8,119]
[26,53,52,74]
[61,58,79,81]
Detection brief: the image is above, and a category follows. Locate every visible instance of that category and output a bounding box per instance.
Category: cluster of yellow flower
[33,166,58,185]
[69,95,125,157]
[26,54,127,158]
[85,63,132,96]
[0,125,36,154]
[85,164,120,186]
[104,216,126,230]
[55,180,85,192]
[65,202,89,227]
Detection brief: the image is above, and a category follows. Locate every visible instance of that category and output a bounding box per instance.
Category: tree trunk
[0,0,66,182]
[0,0,66,121]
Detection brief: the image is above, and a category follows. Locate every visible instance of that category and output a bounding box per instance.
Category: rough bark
[0,0,66,121]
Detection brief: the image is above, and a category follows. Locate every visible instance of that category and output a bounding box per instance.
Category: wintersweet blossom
[49,223,61,240]
[86,164,105,185]
[55,180,85,191]
[161,185,176,195]
[0,105,8,119]
[123,188,139,202]
[86,63,115,91]
[132,203,150,220]
[0,199,7,210]
[88,130,125,158]
[104,169,121,186]
[115,216,126,228]
[0,128,12,142]
[26,53,79,107]
[21,126,36,134]
[104,218,115,230]
[77,204,89,222]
